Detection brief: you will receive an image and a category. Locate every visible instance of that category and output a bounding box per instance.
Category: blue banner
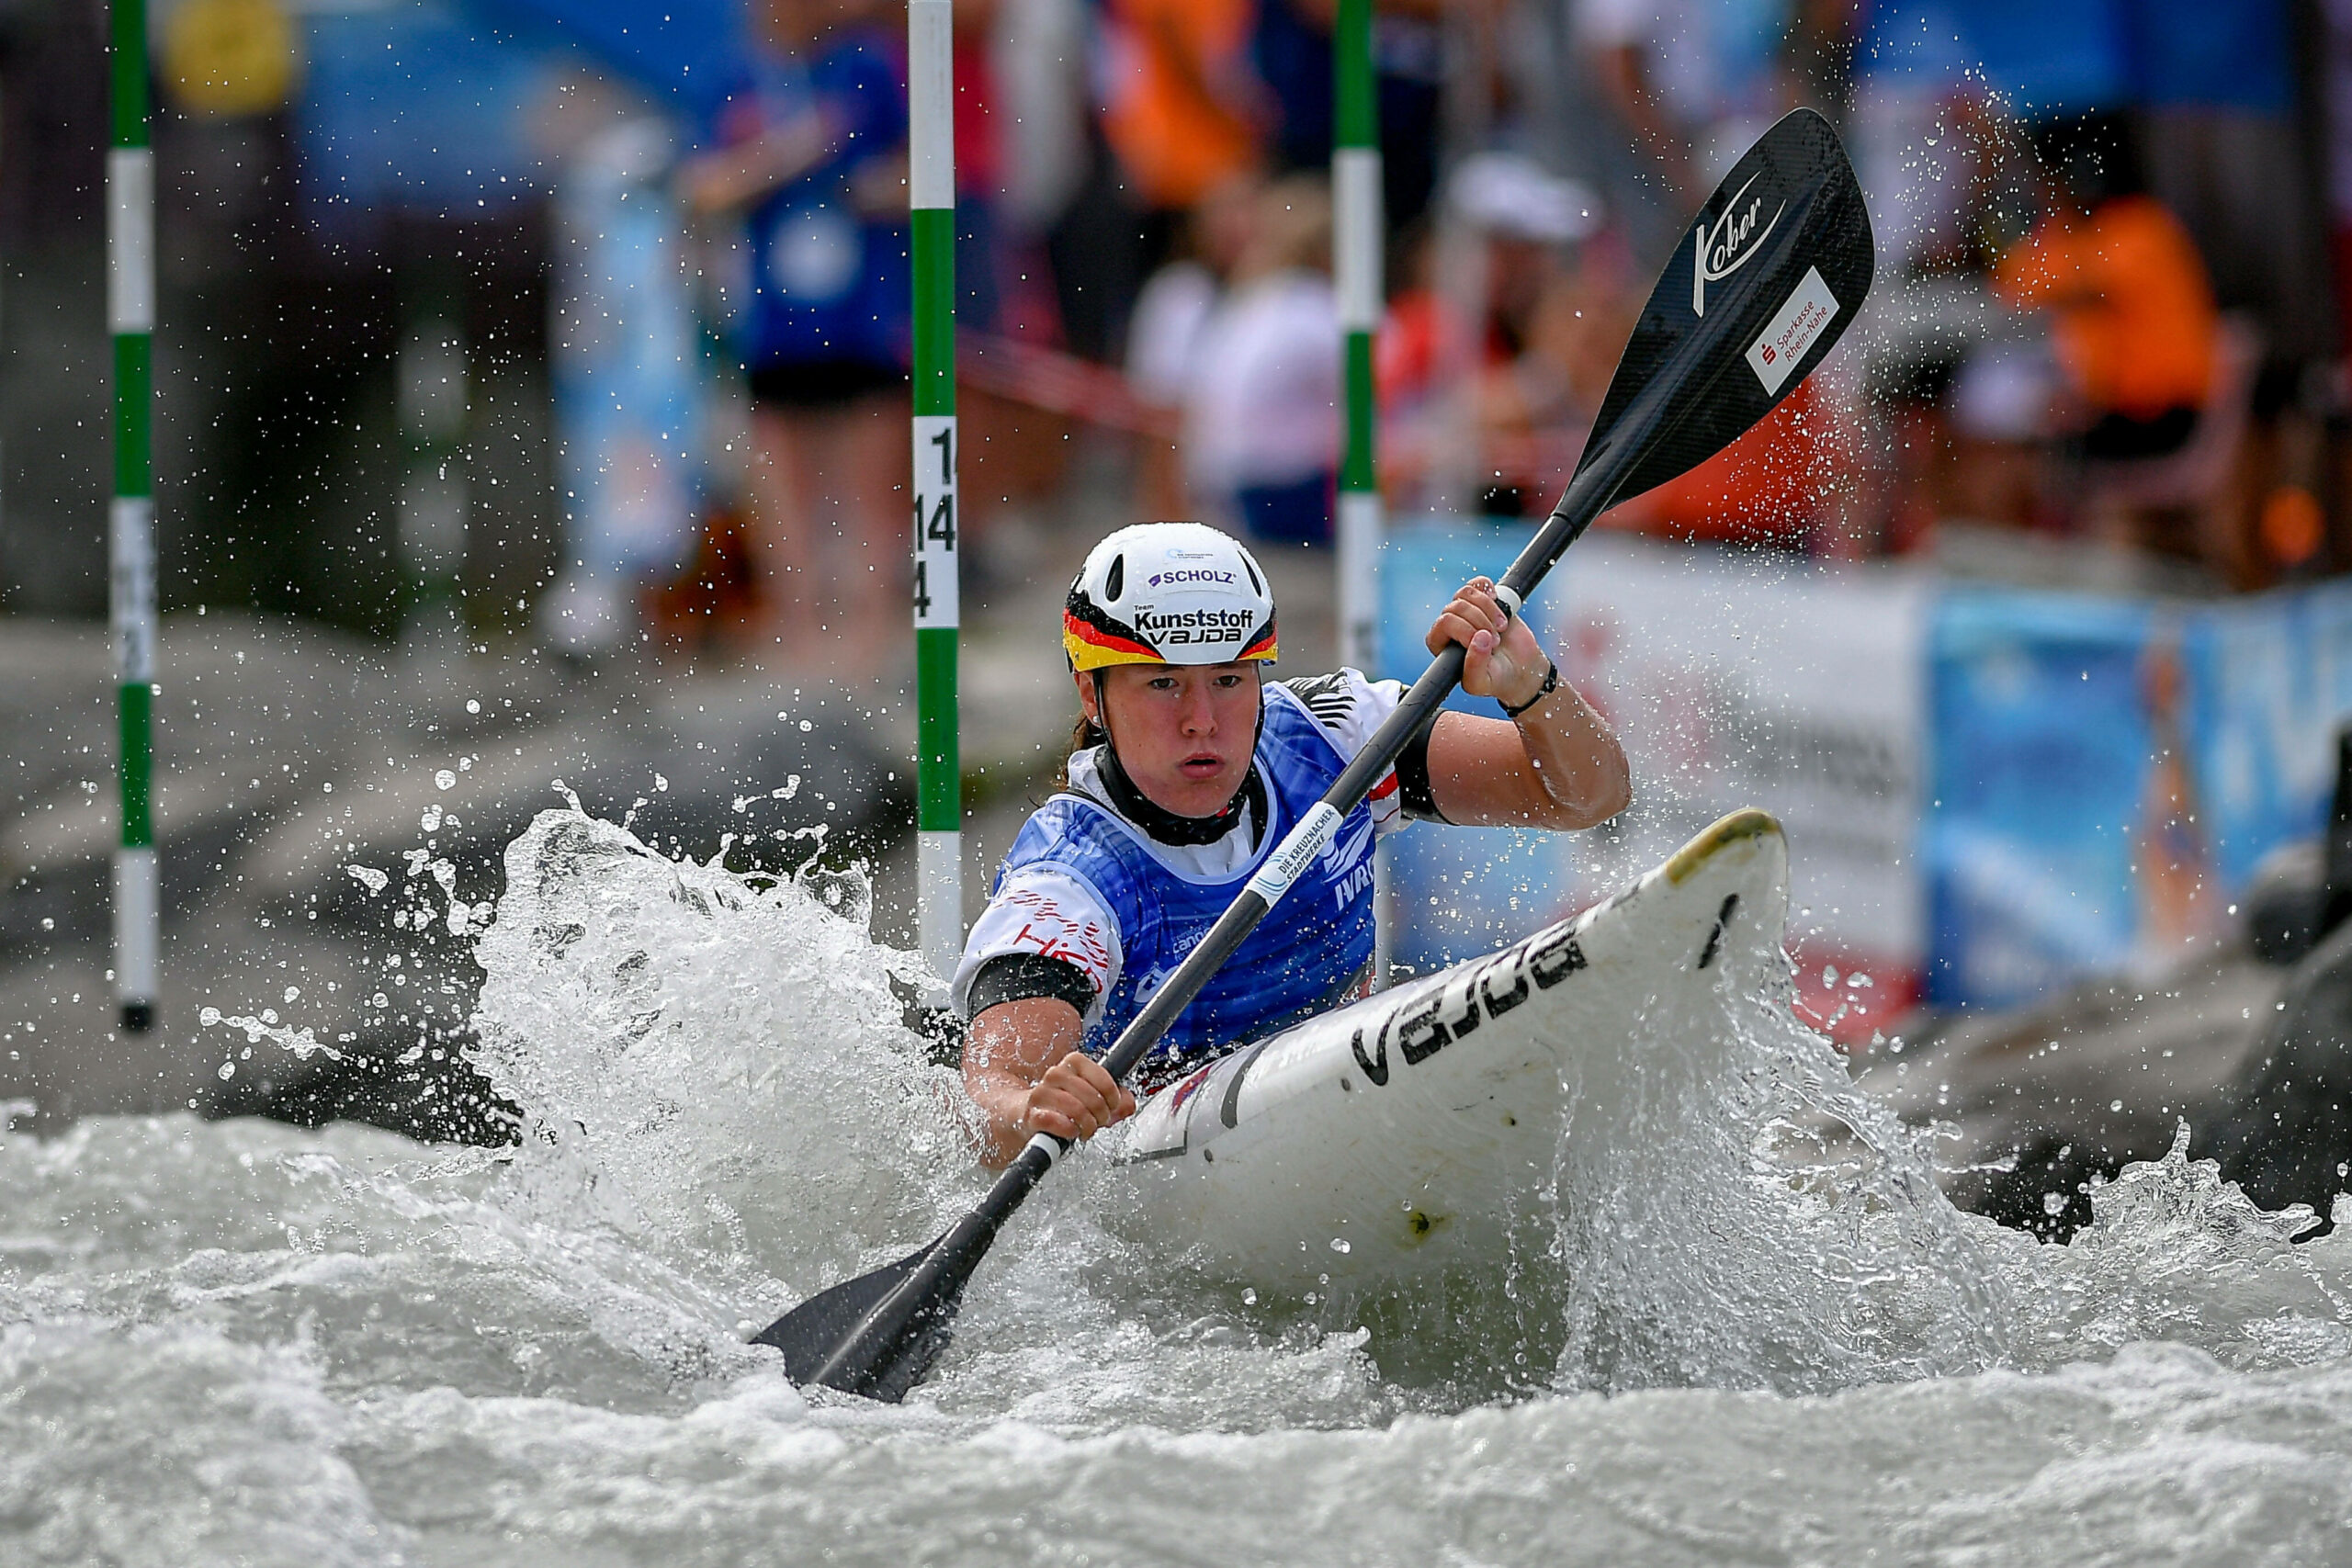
[1927,579,2352,1010]
[1925,590,2154,1007]
[1376,522,2352,1014]
[2184,585,2352,892]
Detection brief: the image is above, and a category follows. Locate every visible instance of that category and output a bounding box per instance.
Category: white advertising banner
[1382,527,1930,1040]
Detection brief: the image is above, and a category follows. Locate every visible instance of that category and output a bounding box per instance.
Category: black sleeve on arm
[1393,713,1450,824]
[966,952,1097,1020]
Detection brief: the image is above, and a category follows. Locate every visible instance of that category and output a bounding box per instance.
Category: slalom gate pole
[1333,0,1386,987]
[110,0,157,1032]
[908,0,962,987]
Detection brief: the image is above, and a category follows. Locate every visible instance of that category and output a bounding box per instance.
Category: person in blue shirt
[678,0,910,667]
[955,522,1631,1166]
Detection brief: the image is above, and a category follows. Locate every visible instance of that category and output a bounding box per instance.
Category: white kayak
[1097,807,1791,1296]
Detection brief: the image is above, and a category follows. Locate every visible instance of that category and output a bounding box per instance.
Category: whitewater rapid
[5,807,2351,1564]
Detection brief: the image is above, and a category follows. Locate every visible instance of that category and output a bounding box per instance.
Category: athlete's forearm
[1422,577,1626,829]
[963,1063,1044,1168]
[1425,682,1629,830]
[961,997,1092,1168]
[1511,680,1630,829]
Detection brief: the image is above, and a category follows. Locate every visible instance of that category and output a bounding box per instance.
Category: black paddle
[754,107,1875,1402]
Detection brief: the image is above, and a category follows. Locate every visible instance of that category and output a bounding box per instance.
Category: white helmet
[1063,522,1277,671]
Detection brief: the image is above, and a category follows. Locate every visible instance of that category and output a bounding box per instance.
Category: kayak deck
[1096,808,1792,1294]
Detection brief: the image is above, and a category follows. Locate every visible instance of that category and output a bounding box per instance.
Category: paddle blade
[751,1136,1059,1402]
[751,1235,960,1401]
[1576,107,1873,507]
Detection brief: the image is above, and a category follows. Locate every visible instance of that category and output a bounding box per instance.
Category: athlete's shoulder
[1272,668,1405,761]
[1007,789,1124,866]
[956,860,1125,1021]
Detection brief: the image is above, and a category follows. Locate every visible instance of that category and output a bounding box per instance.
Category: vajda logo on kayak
[1351,926,1588,1087]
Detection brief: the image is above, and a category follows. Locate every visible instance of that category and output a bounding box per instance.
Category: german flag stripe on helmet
[1062,609,1163,671]
[1062,601,1279,671]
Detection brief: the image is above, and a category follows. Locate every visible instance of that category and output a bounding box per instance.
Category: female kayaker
[956,522,1629,1165]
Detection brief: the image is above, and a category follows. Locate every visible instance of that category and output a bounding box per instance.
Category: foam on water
[468,810,982,1313]
[4,807,2351,1563]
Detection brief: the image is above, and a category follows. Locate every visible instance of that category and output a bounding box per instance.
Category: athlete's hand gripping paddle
[753,107,1875,1402]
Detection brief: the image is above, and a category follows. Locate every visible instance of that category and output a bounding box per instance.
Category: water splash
[469,810,980,1308]
[3,805,2351,1561]
[1534,969,2015,1396]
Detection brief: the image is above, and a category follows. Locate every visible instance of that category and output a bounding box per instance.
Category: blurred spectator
[953,0,1008,334]
[542,119,707,657]
[1181,175,1341,543]
[1942,109,2233,560]
[1028,0,1263,364]
[1098,0,1267,270]
[1842,1,2327,574]
[2329,0,2352,363]
[2329,0,2352,368]
[1249,0,1446,230]
[1125,171,1264,515]
[1378,152,1603,515]
[1577,0,1797,199]
[681,0,910,671]
[2120,0,2331,585]
[1988,116,2215,466]
[991,0,1090,244]
[2126,0,2328,385]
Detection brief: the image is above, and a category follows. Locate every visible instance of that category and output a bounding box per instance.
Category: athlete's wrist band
[1500,660,1558,719]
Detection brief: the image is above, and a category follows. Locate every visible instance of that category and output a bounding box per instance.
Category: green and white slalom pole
[110,0,157,1032]
[1333,0,1386,986]
[908,0,962,987]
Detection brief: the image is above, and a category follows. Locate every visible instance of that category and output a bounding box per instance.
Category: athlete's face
[1081,662,1262,819]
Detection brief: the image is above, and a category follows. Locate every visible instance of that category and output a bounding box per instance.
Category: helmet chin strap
[1089,668,1269,850]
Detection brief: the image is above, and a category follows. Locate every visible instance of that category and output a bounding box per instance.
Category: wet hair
[1052,714,1108,791]
[1051,673,1110,792]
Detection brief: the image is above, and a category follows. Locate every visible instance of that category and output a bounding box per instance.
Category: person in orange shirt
[1098,0,1266,218]
[1992,114,2218,464]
